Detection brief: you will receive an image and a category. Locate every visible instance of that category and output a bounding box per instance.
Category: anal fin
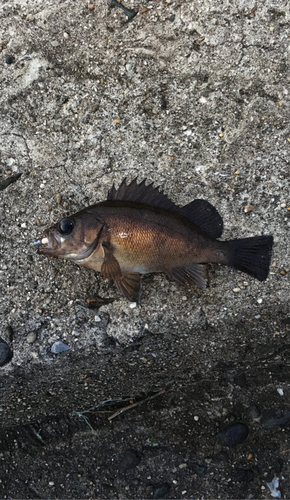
[115,273,141,303]
[167,264,208,290]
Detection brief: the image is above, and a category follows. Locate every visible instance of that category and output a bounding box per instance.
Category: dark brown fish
[35,179,273,302]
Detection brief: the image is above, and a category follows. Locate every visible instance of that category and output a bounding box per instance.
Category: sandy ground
[0,0,289,498]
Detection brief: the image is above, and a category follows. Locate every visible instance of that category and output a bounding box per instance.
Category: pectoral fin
[101,244,141,302]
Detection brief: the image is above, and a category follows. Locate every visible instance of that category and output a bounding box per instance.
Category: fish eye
[59,218,74,235]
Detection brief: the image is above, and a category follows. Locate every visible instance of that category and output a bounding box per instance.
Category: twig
[108,389,165,421]
[15,54,32,65]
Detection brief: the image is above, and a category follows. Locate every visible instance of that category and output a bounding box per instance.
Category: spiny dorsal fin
[107,178,177,211]
[177,199,223,239]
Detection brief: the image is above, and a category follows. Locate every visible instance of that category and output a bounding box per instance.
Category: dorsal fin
[177,199,223,239]
[107,178,177,211]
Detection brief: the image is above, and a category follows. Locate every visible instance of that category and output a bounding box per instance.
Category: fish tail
[226,235,273,281]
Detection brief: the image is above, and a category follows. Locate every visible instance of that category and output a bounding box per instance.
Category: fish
[35,178,273,303]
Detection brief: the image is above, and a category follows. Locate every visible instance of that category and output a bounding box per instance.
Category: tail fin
[227,236,273,281]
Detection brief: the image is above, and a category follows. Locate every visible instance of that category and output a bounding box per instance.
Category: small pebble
[130,302,137,309]
[234,468,254,483]
[119,449,141,471]
[88,3,94,10]
[6,55,14,64]
[51,40,59,47]
[277,388,284,396]
[261,408,290,429]
[217,423,249,447]
[0,337,13,367]
[26,332,37,344]
[233,288,240,293]
[51,341,69,354]
[6,326,14,342]
[244,205,253,213]
[169,14,175,22]
[63,32,69,39]
[257,298,263,304]
[55,193,62,205]
[280,203,286,208]
[94,315,101,322]
[153,483,171,499]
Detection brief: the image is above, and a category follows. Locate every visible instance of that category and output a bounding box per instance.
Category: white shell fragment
[267,477,281,498]
[51,341,69,354]
[34,237,49,246]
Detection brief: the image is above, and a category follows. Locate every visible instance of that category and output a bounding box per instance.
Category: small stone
[277,388,284,396]
[63,32,69,39]
[233,288,241,293]
[51,341,69,354]
[261,409,290,429]
[257,298,263,304]
[6,326,14,342]
[0,338,13,367]
[88,3,94,10]
[55,193,62,205]
[217,423,249,447]
[119,449,141,471]
[280,203,286,208]
[94,315,101,322]
[169,14,175,22]
[130,302,137,309]
[51,40,59,47]
[153,483,171,499]
[141,7,148,13]
[6,55,14,64]
[244,204,253,213]
[26,332,37,344]
[234,468,254,483]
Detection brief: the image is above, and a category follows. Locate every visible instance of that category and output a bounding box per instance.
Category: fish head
[35,209,105,263]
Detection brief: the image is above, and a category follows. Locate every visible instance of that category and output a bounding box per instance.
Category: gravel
[0,0,289,498]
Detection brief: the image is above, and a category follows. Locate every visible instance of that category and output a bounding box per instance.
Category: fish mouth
[34,223,105,260]
[34,230,62,256]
